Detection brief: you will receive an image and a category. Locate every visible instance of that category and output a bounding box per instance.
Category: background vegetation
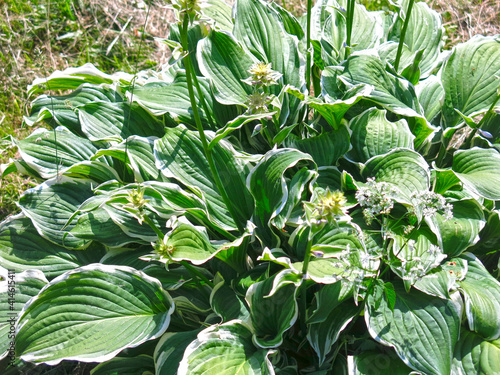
[0,0,499,218]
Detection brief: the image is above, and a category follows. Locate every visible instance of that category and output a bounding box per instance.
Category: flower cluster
[355,178,398,225]
[304,188,349,225]
[242,62,282,88]
[245,92,272,114]
[168,0,209,23]
[124,186,150,224]
[410,191,453,220]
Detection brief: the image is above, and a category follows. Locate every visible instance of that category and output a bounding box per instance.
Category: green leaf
[26,84,122,134]
[426,198,485,257]
[234,0,304,90]
[16,127,98,179]
[178,322,274,374]
[452,330,500,375]
[16,264,174,365]
[413,257,467,299]
[162,223,219,265]
[247,148,314,247]
[365,281,461,375]
[246,270,300,348]
[285,124,350,166]
[155,125,254,231]
[347,108,415,163]
[384,282,396,311]
[203,0,233,32]
[459,253,500,340]
[452,147,500,200]
[79,102,164,142]
[361,148,431,201]
[90,355,155,375]
[18,177,94,249]
[132,72,214,128]
[211,282,250,323]
[0,216,98,278]
[0,269,48,360]
[198,30,255,105]
[323,53,434,147]
[307,282,358,365]
[442,35,500,128]
[154,330,201,375]
[353,348,414,375]
[93,136,159,182]
[27,63,118,96]
[416,75,444,123]
[390,2,445,78]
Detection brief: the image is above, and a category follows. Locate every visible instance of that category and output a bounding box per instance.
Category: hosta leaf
[415,75,444,123]
[0,269,47,360]
[162,223,218,265]
[16,264,174,365]
[203,0,233,32]
[234,0,304,90]
[459,253,500,340]
[426,198,485,257]
[16,127,98,179]
[347,108,415,163]
[246,270,300,348]
[361,148,431,201]
[155,125,253,231]
[178,321,274,374]
[452,330,500,375]
[154,330,201,375]
[93,136,159,182]
[90,355,155,375]
[211,282,250,323]
[391,1,445,78]
[62,160,121,183]
[198,30,255,105]
[352,348,414,375]
[307,282,358,365]
[27,63,119,95]
[452,147,500,200]
[365,281,461,375]
[18,177,94,249]
[413,257,467,299]
[132,72,214,128]
[285,124,350,166]
[26,84,122,133]
[323,53,433,147]
[79,102,164,142]
[247,148,314,247]
[0,216,98,278]
[442,35,500,128]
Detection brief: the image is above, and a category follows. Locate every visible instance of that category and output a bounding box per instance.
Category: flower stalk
[180,15,244,233]
[394,0,415,71]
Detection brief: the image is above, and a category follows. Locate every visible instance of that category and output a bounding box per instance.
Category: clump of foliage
[1,0,500,374]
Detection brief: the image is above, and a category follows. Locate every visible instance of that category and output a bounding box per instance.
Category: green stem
[180,16,244,234]
[305,0,313,98]
[142,214,165,240]
[345,0,355,58]
[394,0,415,72]
[299,238,313,335]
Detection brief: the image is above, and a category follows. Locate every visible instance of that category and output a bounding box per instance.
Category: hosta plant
[1,0,500,373]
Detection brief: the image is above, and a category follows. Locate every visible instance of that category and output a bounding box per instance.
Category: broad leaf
[352,348,414,375]
[0,216,98,278]
[154,330,201,375]
[459,253,500,340]
[347,108,414,163]
[18,177,94,249]
[247,148,314,247]
[91,355,155,375]
[442,35,500,128]
[0,269,47,360]
[362,148,430,201]
[198,30,255,105]
[452,330,500,375]
[16,264,174,365]
[365,281,461,375]
[415,75,444,123]
[452,147,500,200]
[211,282,250,323]
[16,127,98,179]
